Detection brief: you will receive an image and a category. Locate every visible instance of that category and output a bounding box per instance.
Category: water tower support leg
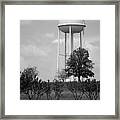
[69,26,73,53]
[65,33,67,70]
[71,33,73,52]
[57,28,60,74]
[80,31,82,48]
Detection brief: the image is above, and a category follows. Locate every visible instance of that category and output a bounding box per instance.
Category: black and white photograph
[3,2,117,117]
[20,20,100,100]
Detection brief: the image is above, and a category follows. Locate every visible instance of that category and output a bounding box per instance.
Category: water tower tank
[58,20,86,33]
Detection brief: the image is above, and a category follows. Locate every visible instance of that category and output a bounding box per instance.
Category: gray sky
[20,20,100,81]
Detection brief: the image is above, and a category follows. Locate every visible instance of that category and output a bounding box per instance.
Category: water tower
[57,20,86,75]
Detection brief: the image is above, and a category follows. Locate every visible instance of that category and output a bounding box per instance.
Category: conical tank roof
[59,20,83,24]
[58,20,86,33]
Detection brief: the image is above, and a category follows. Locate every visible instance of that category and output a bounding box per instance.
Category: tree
[65,47,94,82]
[53,79,64,100]
[20,67,39,99]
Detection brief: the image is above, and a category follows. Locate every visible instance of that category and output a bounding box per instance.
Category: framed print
[0,0,119,119]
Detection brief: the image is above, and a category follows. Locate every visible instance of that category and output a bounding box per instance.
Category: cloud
[21,44,48,57]
[52,39,58,44]
[83,37,100,53]
[52,38,65,44]
[45,33,55,38]
[20,56,29,71]
[20,56,26,68]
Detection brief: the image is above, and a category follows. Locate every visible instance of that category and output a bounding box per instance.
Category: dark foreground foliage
[66,80,100,100]
[20,68,100,100]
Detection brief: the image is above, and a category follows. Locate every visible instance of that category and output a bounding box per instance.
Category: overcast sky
[20,20,100,81]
